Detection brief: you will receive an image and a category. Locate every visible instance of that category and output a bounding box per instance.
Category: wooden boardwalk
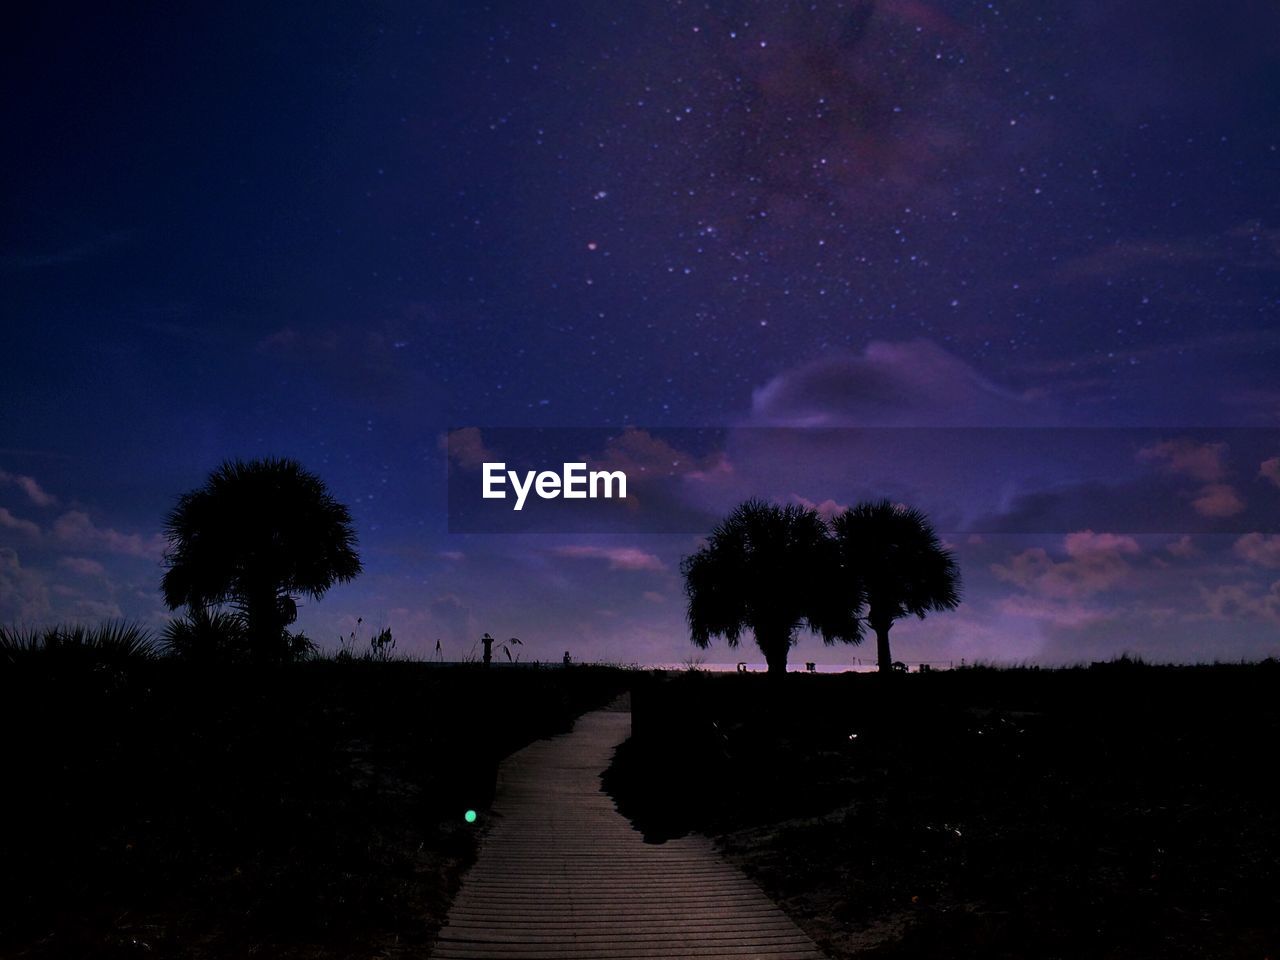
[432,707,826,959]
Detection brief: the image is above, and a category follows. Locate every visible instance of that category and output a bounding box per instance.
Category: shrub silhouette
[0,621,156,665]
[832,500,960,673]
[161,607,256,661]
[161,458,361,662]
[681,499,863,675]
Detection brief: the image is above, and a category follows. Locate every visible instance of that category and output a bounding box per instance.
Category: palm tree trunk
[875,622,893,673]
[243,586,284,662]
[759,627,791,676]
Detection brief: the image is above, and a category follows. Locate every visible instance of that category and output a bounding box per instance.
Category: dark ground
[604,661,1280,960]
[0,658,629,959]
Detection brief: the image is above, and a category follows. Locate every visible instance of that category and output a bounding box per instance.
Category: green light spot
[464,809,477,824]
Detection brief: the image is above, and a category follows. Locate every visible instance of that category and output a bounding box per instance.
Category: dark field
[0,658,629,959]
[7,653,1278,960]
[605,662,1280,960]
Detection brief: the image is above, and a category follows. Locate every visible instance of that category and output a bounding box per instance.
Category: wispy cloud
[1138,438,1246,518]
[51,511,166,560]
[992,530,1140,603]
[1053,222,1280,283]
[588,428,724,480]
[750,340,1053,427]
[0,548,51,621]
[1138,439,1228,483]
[59,556,106,577]
[440,427,497,470]
[1260,457,1280,489]
[0,507,41,538]
[1234,533,1280,569]
[1191,483,1246,518]
[0,469,57,507]
[1196,580,1280,626]
[550,545,666,572]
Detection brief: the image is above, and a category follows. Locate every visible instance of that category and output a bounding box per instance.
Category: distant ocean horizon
[421,659,962,673]
[644,660,961,673]
[647,661,878,673]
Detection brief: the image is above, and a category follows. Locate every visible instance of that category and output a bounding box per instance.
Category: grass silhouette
[0,621,158,665]
[606,661,1280,959]
[0,641,629,959]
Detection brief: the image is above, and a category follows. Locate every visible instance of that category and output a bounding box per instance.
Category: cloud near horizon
[1138,439,1229,484]
[1138,438,1247,518]
[1197,580,1280,627]
[791,495,849,521]
[992,530,1141,603]
[0,471,169,625]
[549,545,666,572]
[51,511,166,561]
[0,548,51,621]
[1234,532,1280,569]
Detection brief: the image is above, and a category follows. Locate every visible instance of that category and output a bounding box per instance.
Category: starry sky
[3,1,1280,666]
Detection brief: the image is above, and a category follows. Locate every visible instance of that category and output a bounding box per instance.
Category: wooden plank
[430,708,825,959]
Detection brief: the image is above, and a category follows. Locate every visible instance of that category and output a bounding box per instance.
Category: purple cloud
[441,427,497,471]
[59,556,106,577]
[1260,456,1280,488]
[550,545,666,572]
[1138,438,1229,483]
[0,469,57,507]
[750,340,1052,427]
[51,511,166,560]
[0,507,41,539]
[1234,532,1280,569]
[1192,483,1246,518]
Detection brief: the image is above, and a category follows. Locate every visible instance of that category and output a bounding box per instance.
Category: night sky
[4,1,1279,666]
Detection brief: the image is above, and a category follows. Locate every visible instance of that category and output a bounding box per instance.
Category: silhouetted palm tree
[681,499,863,675]
[832,500,960,673]
[161,607,252,661]
[161,458,361,661]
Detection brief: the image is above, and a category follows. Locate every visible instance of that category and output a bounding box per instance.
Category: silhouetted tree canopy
[681,499,864,675]
[832,500,960,673]
[161,458,361,661]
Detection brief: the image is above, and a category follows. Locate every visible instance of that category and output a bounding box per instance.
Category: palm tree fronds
[0,621,157,665]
